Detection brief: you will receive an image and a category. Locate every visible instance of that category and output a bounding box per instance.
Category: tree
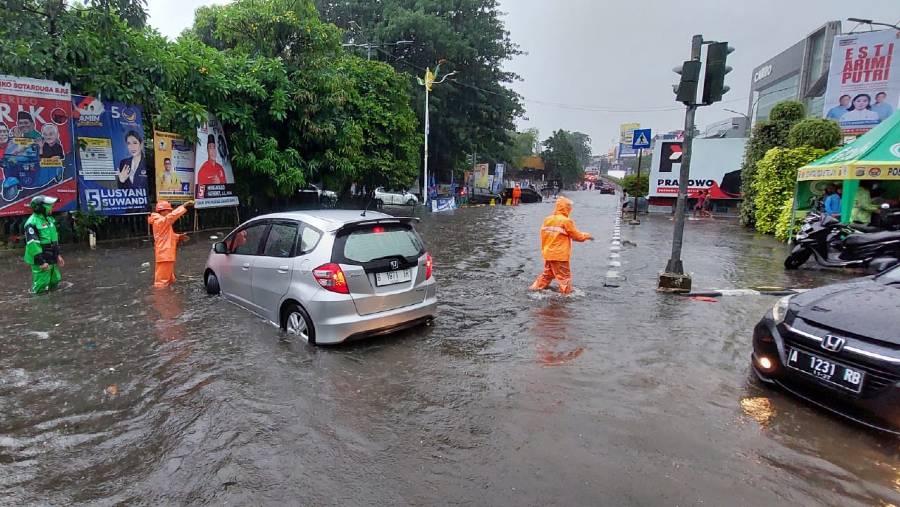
[542,130,582,186]
[621,174,649,198]
[313,0,524,179]
[739,100,806,227]
[788,118,842,150]
[568,131,592,168]
[502,128,539,168]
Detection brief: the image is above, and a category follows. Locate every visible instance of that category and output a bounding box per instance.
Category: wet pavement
[1,192,898,505]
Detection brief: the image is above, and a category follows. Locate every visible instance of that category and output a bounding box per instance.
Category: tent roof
[798,112,900,181]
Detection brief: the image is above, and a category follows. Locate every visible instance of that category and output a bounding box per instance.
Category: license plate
[375,269,412,286]
[786,347,865,394]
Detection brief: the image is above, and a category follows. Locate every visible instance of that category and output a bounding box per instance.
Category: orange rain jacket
[539,196,591,261]
[148,204,189,262]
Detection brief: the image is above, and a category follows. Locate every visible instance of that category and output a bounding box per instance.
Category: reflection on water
[0,193,897,505]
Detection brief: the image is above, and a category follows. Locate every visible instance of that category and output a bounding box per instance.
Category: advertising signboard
[649,138,746,198]
[474,163,489,189]
[194,114,239,209]
[822,30,900,138]
[72,95,147,214]
[0,75,77,216]
[154,131,195,204]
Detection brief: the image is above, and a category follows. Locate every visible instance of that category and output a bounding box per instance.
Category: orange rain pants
[530,260,573,294]
[154,261,176,288]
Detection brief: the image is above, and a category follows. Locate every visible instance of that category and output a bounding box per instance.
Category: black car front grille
[783,330,900,398]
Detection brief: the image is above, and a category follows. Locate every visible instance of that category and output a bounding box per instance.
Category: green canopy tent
[793,111,900,228]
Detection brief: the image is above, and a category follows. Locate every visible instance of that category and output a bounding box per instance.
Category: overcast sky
[147,0,899,153]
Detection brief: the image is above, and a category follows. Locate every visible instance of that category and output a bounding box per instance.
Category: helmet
[155,201,174,213]
[30,195,58,215]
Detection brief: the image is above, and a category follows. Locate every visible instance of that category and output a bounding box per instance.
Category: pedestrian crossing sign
[631,129,652,150]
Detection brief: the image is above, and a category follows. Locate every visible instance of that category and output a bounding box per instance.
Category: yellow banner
[153,130,195,203]
[798,164,900,181]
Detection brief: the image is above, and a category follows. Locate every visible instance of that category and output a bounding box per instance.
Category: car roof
[242,209,398,231]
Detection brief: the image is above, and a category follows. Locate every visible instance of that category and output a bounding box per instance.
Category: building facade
[747,21,842,126]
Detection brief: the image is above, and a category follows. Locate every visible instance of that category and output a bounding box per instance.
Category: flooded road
[1,192,898,505]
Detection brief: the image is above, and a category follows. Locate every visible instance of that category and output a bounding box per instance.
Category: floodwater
[1,193,897,505]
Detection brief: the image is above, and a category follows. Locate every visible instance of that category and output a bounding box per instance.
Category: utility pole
[630,148,643,224]
[658,34,734,292]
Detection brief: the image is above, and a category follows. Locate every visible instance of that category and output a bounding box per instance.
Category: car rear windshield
[340,225,423,263]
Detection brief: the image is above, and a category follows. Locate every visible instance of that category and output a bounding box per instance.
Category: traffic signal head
[702,42,734,105]
[673,60,701,105]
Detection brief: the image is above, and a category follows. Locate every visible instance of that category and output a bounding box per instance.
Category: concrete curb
[681,288,809,298]
[604,209,624,287]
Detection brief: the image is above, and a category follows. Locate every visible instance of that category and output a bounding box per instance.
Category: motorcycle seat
[845,230,900,246]
[848,223,881,233]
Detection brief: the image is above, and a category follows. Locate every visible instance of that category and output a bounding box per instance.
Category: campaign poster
[474,163,489,189]
[153,131,195,204]
[822,30,900,138]
[493,163,505,193]
[72,95,148,214]
[0,75,77,217]
[194,113,239,209]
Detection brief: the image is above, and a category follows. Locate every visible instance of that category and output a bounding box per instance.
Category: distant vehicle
[599,182,616,194]
[752,265,900,434]
[374,187,418,207]
[204,210,437,345]
[501,187,543,203]
[622,196,648,212]
[297,184,338,208]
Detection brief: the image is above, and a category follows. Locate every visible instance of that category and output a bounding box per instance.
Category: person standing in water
[529,196,593,295]
[148,200,194,288]
[23,195,64,293]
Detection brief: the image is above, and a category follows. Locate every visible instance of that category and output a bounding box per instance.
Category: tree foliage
[788,118,841,150]
[0,0,421,206]
[502,128,540,168]
[621,173,649,198]
[313,0,524,178]
[739,100,806,227]
[542,130,582,186]
[752,146,825,235]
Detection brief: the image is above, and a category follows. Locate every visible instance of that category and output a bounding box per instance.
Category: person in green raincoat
[23,195,64,293]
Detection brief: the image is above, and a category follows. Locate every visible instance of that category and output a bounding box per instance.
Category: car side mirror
[213,242,228,254]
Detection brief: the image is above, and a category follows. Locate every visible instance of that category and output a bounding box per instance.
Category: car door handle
[242,263,251,271]
[277,265,289,273]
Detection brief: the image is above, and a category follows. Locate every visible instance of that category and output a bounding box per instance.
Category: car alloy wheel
[285,308,315,344]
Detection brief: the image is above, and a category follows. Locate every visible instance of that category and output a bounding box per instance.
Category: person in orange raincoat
[529,196,593,294]
[512,184,522,206]
[148,200,194,288]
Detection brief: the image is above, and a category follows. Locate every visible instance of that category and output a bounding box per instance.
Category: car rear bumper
[305,285,437,344]
[751,315,900,434]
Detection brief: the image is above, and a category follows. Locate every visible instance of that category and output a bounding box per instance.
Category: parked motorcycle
[784,204,900,271]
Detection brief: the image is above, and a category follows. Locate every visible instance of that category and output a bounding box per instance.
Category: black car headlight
[772,295,793,324]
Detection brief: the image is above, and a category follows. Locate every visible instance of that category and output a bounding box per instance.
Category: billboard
[72,96,148,214]
[823,30,900,137]
[194,114,239,209]
[154,131,195,204]
[0,75,77,217]
[619,122,640,144]
[649,138,746,198]
[474,163,489,189]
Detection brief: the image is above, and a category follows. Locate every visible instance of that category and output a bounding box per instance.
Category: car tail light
[313,263,349,294]
[425,252,433,280]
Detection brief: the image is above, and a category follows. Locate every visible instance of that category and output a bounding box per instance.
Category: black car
[599,183,615,194]
[751,265,900,434]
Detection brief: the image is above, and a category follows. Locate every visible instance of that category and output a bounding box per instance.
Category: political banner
[154,131,195,204]
[194,113,239,209]
[0,75,77,217]
[822,30,900,138]
[493,163,505,193]
[72,95,147,214]
[649,138,746,198]
[474,163,489,189]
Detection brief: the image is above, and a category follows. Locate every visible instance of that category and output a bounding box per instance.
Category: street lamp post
[342,22,413,60]
[847,18,900,31]
[418,66,457,206]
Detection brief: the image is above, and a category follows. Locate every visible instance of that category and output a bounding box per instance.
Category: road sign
[632,129,652,150]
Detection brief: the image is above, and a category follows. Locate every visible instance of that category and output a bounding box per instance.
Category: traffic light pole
[658,34,703,293]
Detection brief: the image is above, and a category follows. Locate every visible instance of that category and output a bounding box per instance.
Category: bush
[71,206,107,241]
[621,174,649,198]
[752,147,826,235]
[788,118,842,150]
[775,196,798,242]
[739,100,806,227]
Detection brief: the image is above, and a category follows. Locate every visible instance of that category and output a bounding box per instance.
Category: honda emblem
[821,335,846,353]
[390,260,399,270]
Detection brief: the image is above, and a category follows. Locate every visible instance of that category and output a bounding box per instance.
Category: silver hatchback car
[204,210,437,345]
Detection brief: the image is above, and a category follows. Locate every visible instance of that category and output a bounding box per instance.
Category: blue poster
[72,95,148,215]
